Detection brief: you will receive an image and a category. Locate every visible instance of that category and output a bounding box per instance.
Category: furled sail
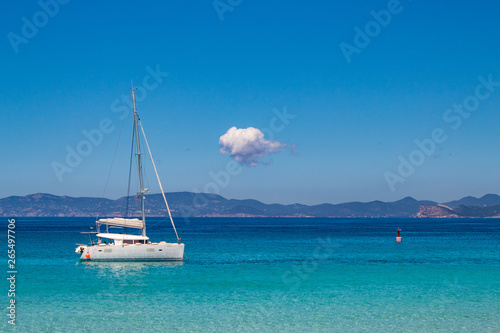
[96,218,144,229]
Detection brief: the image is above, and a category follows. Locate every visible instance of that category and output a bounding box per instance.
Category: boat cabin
[96,232,149,246]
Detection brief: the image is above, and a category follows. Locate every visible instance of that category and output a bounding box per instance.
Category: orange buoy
[396,228,402,243]
[85,253,90,258]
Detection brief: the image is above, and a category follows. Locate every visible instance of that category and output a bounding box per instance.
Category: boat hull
[78,243,184,261]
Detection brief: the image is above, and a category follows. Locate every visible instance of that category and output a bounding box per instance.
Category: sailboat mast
[131,89,146,236]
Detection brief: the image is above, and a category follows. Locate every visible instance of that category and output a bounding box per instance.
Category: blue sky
[1,0,500,205]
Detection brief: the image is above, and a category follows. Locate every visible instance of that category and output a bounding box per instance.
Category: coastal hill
[1,192,500,218]
[417,202,500,218]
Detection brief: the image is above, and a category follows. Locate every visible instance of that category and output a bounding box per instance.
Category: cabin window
[119,239,147,244]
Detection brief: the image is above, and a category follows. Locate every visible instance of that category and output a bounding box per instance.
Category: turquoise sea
[3,217,500,332]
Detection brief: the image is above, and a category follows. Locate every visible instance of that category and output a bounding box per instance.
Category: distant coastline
[1,192,500,218]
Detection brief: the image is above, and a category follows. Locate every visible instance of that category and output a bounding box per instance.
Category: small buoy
[85,253,90,258]
[396,228,402,243]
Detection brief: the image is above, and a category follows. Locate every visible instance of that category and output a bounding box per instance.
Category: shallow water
[3,217,499,332]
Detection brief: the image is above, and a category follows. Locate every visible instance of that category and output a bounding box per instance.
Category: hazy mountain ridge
[443,194,500,209]
[1,192,499,218]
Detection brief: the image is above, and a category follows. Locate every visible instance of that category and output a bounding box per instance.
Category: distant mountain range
[1,192,500,218]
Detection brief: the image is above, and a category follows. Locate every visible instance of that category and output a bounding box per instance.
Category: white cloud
[219,127,285,166]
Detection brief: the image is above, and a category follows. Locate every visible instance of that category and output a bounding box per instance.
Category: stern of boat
[75,245,90,260]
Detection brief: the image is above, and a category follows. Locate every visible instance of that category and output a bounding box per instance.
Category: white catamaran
[75,89,184,261]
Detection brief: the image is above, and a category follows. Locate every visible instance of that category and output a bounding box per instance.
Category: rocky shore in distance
[417,203,500,218]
